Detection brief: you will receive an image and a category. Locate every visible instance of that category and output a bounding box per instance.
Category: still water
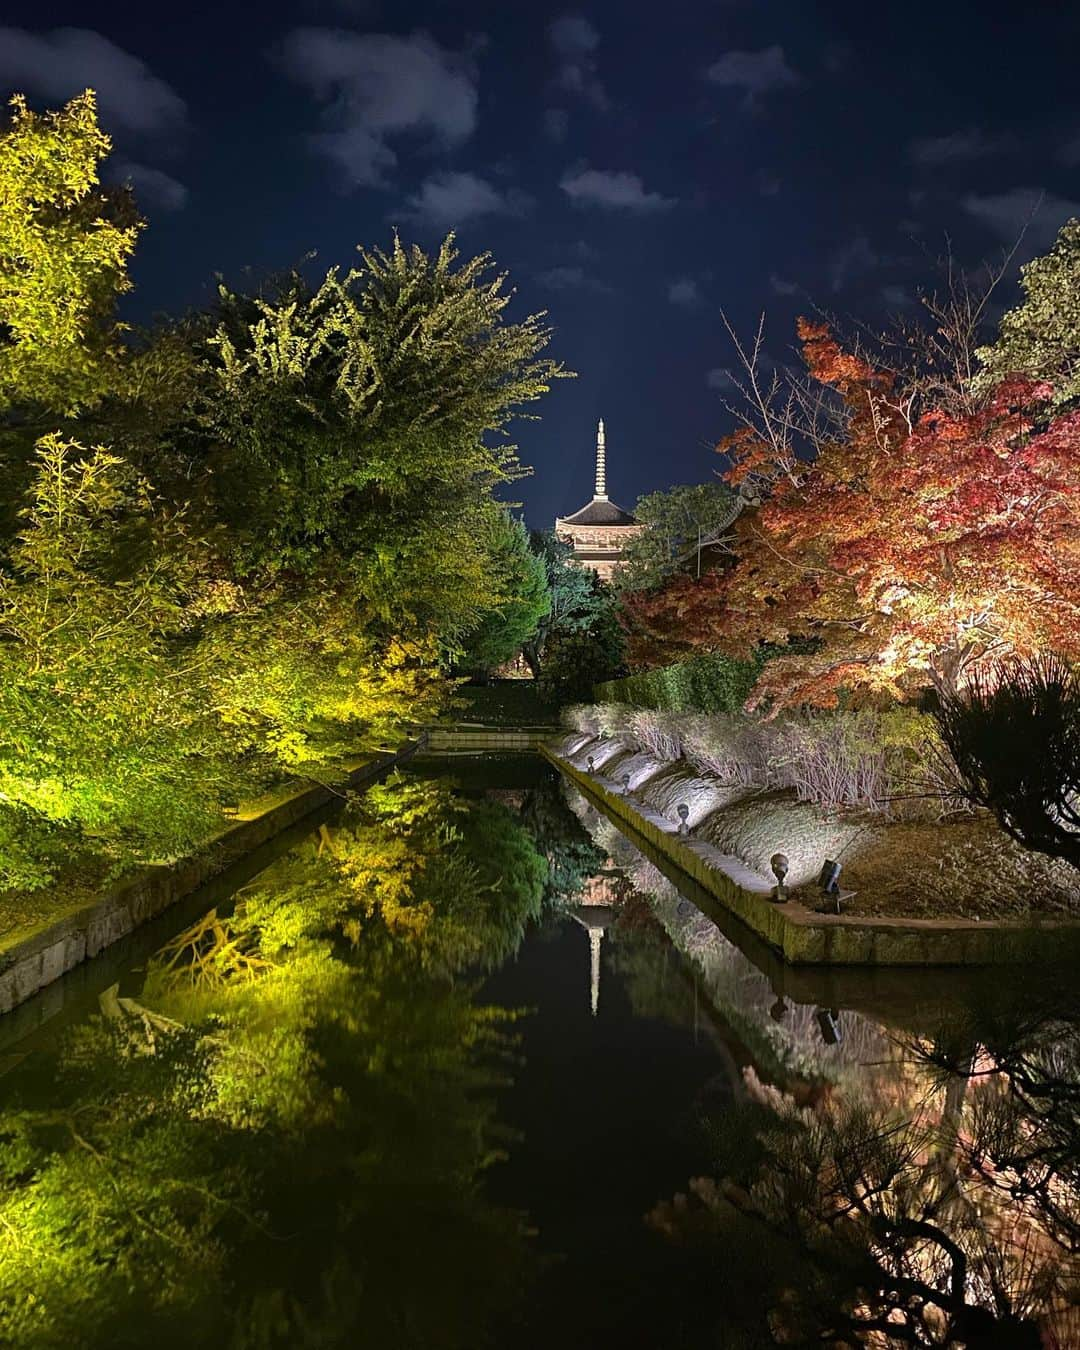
[0,756,1076,1348]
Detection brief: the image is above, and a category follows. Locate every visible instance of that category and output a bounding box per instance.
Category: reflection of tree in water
[518,770,608,910]
[0,777,546,1348]
[651,975,1080,1347]
[562,779,891,1091]
[559,769,1080,1343]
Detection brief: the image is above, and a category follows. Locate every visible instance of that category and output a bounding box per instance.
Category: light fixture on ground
[817,858,851,914]
[677,802,690,835]
[770,851,789,902]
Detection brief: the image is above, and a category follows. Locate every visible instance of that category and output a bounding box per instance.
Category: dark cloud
[560,166,676,211]
[962,186,1080,252]
[277,29,478,187]
[668,278,700,305]
[705,45,800,102]
[548,13,608,109]
[535,264,611,293]
[705,367,737,391]
[829,230,881,292]
[755,170,781,196]
[909,127,1014,166]
[399,170,527,228]
[880,283,913,308]
[110,160,188,211]
[768,272,799,296]
[0,27,186,136]
[1058,132,1080,166]
[543,106,570,142]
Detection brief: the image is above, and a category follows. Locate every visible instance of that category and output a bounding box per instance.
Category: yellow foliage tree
[0,90,140,412]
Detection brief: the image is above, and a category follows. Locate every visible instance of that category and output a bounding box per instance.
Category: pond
[0,755,1075,1347]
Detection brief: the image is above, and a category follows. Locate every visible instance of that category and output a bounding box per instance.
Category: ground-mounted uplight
[770,851,789,903]
[620,772,631,793]
[586,755,595,773]
[677,802,690,835]
[817,1007,843,1045]
[817,858,848,914]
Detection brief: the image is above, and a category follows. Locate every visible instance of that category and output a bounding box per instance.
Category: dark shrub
[933,655,1080,867]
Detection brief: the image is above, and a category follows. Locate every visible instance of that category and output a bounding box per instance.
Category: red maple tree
[625,320,1080,709]
[619,571,729,669]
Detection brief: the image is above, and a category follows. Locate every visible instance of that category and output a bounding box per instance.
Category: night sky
[3,0,1080,528]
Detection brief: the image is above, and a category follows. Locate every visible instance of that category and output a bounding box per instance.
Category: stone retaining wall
[543,743,1080,967]
[0,745,419,1018]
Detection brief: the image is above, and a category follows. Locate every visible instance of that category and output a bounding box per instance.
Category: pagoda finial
[595,417,607,499]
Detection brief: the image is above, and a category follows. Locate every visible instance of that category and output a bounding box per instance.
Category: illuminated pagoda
[555,419,645,581]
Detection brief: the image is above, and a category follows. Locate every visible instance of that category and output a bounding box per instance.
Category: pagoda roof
[557,496,638,527]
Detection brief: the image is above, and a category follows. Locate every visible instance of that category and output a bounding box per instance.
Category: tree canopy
[614,480,741,593]
[457,509,550,676]
[0,92,139,414]
[976,217,1080,410]
[0,90,567,889]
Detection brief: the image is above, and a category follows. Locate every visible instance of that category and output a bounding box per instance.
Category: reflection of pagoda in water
[569,866,623,1016]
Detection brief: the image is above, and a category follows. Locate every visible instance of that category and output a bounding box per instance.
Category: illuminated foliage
[0,92,139,413]
[618,570,732,669]
[0,91,567,891]
[976,217,1080,411]
[457,509,550,676]
[707,321,1080,709]
[521,530,612,678]
[0,777,545,1346]
[0,436,230,887]
[537,600,626,706]
[173,237,565,640]
[614,481,740,595]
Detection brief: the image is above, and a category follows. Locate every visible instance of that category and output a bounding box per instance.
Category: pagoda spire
[594,418,608,499]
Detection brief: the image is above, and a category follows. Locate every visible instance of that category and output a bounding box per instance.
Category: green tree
[0,436,232,889]
[538,601,626,706]
[976,218,1080,409]
[522,531,610,677]
[0,90,569,893]
[456,509,550,677]
[0,91,139,414]
[615,481,740,593]
[168,239,565,642]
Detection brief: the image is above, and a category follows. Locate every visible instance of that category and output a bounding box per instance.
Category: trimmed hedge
[594,651,764,714]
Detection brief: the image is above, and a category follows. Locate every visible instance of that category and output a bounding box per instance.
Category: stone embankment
[0,744,421,1020]
[544,733,1080,967]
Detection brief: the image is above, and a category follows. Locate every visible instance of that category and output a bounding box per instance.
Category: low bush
[562,704,603,736]
[933,655,1080,866]
[626,708,687,761]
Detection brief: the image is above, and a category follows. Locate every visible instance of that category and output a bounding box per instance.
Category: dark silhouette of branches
[932,655,1080,868]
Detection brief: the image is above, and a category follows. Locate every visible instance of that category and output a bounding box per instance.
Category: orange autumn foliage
[628,319,1080,708]
[727,320,1080,708]
[619,571,730,670]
